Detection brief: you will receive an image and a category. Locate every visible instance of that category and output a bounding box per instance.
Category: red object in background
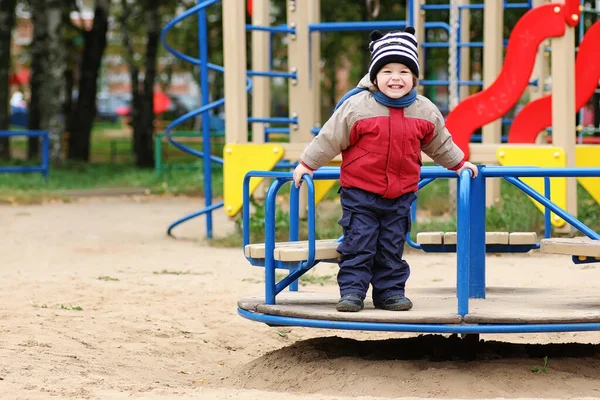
[115,91,172,116]
[508,20,600,143]
[9,68,30,85]
[564,0,580,27]
[153,91,171,114]
[247,0,252,16]
[444,4,566,159]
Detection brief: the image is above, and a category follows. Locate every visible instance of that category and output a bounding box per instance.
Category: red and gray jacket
[300,75,465,199]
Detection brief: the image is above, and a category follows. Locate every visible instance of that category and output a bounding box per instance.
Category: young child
[292,28,478,312]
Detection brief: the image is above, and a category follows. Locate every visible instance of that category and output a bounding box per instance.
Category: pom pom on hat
[368,27,420,83]
[369,30,384,41]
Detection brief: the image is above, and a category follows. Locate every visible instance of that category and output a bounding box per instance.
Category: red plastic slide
[508,20,600,143]
[445,4,566,158]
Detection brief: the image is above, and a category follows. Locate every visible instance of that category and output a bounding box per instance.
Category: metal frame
[240,165,600,333]
[0,130,49,179]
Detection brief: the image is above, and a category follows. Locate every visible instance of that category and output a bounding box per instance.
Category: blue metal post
[265,179,286,304]
[289,182,300,292]
[469,168,486,298]
[456,170,471,316]
[198,3,213,239]
[41,131,50,180]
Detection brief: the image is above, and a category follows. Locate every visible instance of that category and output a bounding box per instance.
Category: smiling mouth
[389,85,404,90]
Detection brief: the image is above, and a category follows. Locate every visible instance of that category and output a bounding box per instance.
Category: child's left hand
[456,161,478,178]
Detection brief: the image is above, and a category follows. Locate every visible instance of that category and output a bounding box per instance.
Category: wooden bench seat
[540,237,600,257]
[245,239,340,262]
[416,231,538,245]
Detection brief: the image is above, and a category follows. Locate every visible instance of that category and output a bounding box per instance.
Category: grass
[97,276,120,281]
[0,161,222,204]
[153,269,193,275]
[60,304,83,311]
[1,126,226,204]
[531,356,550,373]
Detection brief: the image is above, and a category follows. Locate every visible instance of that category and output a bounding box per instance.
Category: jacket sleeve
[421,107,465,169]
[300,101,354,170]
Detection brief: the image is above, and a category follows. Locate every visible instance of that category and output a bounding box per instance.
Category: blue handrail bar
[246,24,295,34]
[247,70,297,79]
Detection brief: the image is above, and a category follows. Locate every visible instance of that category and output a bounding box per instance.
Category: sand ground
[2,196,600,400]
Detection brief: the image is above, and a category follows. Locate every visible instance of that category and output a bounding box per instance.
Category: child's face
[375,63,414,99]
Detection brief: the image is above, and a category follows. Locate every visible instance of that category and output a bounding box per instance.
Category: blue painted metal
[167,201,224,237]
[544,177,551,239]
[247,117,298,124]
[161,0,232,238]
[238,309,600,334]
[239,166,600,333]
[264,178,287,304]
[456,170,471,316]
[198,5,213,239]
[0,130,49,179]
[308,21,407,33]
[469,168,486,299]
[247,70,297,79]
[245,24,295,34]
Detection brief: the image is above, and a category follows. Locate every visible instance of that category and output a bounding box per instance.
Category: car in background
[96,92,131,123]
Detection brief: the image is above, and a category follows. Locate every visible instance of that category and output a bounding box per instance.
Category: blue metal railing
[0,130,49,179]
[240,165,600,333]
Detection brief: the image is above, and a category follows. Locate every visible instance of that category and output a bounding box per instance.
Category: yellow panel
[314,160,341,205]
[497,147,566,227]
[575,146,600,205]
[223,144,284,217]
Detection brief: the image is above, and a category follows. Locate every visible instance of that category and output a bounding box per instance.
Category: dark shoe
[374,295,413,311]
[336,294,364,312]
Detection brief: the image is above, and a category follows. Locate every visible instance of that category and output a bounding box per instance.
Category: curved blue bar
[167,201,224,237]
[238,309,600,334]
[161,0,253,237]
[160,0,222,66]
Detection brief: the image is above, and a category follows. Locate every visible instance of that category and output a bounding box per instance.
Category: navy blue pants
[336,187,416,303]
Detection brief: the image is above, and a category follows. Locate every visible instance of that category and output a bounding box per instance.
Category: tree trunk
[120,0,159,168]
[0,0,17,160]
[68,0,110,162]
[134,0,159,168]
[28,0,66,164]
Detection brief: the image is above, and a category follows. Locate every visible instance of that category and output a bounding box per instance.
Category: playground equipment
[238,166,600,333]
[0,130,49,179]
[158,0,600,334]
[160,0,599,239]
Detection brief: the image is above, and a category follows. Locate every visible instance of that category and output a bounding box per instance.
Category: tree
[0,0,17,160]
[27,0,69,163]
[67,0,110,162]
[117,0,166,168]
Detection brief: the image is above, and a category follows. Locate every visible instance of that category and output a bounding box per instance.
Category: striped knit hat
[368,27,420,84]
